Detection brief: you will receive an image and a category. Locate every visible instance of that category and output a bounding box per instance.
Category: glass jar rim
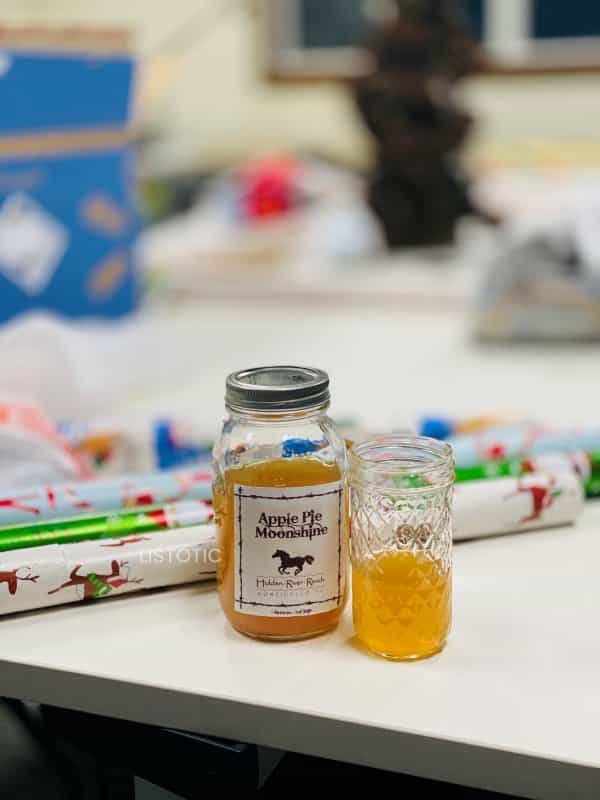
[350,436,454,489]
[226,366,330,413]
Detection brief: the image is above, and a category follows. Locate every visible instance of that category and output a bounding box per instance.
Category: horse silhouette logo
[272,549,314,576]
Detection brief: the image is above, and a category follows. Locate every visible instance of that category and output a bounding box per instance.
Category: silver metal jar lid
[225,366,330,412]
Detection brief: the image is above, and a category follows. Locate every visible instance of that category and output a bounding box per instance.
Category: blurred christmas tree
[354,0,500,248]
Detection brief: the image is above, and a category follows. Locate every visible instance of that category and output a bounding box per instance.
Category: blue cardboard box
[0,146,139,319]
[0,49,134,137]
[0,27,139,321]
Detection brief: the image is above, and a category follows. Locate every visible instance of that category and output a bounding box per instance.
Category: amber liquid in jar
[214,457,346,640]
[352,551,451,660]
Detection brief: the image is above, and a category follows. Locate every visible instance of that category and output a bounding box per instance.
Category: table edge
[0,659,598,798]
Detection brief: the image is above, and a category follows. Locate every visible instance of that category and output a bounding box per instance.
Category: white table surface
[1,300,600,799]
[0,516,599,798]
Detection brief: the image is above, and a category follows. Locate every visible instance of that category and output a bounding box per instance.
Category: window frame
[264,0,600,81]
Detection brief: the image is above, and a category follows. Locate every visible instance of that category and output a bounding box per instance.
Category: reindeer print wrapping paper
[0,524,216,616]
[454,471,584,542]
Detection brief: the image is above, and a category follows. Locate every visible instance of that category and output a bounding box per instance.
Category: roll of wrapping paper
[449,424,600,468]
[0,467,212,527]
[453,471,584,542]
[0,500,214,553]
[0,525,217,617]
[455,451,600,497]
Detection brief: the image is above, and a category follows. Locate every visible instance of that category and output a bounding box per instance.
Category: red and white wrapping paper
[454,471,584,542]
[0,524,216,616]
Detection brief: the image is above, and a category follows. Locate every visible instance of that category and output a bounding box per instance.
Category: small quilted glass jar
[349,437,454,661]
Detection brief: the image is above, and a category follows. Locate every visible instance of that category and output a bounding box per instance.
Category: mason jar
[213,366,348,640]
[349,436,454,660]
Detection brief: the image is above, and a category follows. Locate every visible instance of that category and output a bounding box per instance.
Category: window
[532,0,600,39]
[300,0,374,50]
[465,0,485,40]
[266,0,600,80]
[481,0,600,71]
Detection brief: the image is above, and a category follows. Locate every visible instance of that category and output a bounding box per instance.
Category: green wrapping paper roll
[454,451,600,498]
[0,500,213,553]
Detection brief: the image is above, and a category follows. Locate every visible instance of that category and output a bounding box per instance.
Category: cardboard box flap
[0,26,135,137]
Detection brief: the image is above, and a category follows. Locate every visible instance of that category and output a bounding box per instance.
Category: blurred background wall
[2,0,599,173]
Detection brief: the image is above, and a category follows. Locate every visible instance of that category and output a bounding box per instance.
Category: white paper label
[234,481,344,618]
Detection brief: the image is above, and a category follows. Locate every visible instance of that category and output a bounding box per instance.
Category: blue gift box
[0,28,140,321]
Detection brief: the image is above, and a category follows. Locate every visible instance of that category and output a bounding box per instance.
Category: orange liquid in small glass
[352,551,451,660]
[213,457,346,640]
